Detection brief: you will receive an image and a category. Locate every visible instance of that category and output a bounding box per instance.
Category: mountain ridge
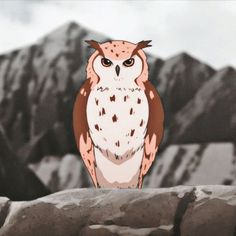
[0,21,235,198]
[0,20,235,157]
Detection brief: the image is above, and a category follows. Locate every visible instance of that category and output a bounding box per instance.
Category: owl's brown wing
[138,81,164,188]
[73,78,98,187]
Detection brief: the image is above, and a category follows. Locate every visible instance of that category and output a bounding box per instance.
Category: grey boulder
[0,186,236,236]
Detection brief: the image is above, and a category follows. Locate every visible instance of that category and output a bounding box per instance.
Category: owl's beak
[115,65,120,76]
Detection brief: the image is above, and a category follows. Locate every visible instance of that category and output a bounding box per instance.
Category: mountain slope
[144,143,236,188]
[0,124,50,200]
[156,52,215,116]
[169,66,236,144]
[0,22,110,161]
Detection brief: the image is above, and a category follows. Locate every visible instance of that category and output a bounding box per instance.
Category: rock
[0,124,50,201]
[0,198,10,228]
[28,154,92,192]
[0,21,236,199]
[145,143,236,188]
[0,186,236,236]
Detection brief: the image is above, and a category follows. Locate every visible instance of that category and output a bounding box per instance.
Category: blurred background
[0,0,235,200]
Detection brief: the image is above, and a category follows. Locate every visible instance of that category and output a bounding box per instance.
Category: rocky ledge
[0,186,236,236]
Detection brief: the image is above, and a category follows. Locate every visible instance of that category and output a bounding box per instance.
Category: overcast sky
[0,0,236,69]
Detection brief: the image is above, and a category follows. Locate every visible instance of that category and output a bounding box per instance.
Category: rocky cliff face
[0,186,236,236]
[0,21,235,199]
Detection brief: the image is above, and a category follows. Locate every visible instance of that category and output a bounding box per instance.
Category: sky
[0,0,236,69]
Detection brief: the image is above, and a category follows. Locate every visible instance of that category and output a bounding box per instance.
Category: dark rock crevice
[172,187,196,236]
[0,125,50,201]
[0,200,10,228]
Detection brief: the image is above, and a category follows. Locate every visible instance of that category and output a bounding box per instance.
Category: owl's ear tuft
[131,40,152,56]
[85,40,100,49]
[137,40,152,49]
[85,40,104,56]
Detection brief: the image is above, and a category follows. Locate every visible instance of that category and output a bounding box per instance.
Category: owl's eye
[123,58,135,67]
[101,58,112,67]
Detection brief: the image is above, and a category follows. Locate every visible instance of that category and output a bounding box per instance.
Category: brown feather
[73,79,92,147]
[138,80,164,188]
[144,80,164,147]
[85,40,104,57]
[73,78,99,187]
[131,40,152,57]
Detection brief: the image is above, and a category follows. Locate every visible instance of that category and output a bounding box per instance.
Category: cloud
[0,0,33,23]
[0,0,235,68]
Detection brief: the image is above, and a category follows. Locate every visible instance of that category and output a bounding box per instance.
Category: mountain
[0,21,235,197]
[0,21,229,160]
[0,22,158,161]
[0,22,110,163]
[154,52,215,117]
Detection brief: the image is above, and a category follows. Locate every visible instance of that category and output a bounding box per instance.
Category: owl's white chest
[86,84,149,157]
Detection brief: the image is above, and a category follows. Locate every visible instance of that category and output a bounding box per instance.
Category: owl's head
[86,40,151,87]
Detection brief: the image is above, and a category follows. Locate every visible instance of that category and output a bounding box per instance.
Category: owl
[73,40,164,188]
